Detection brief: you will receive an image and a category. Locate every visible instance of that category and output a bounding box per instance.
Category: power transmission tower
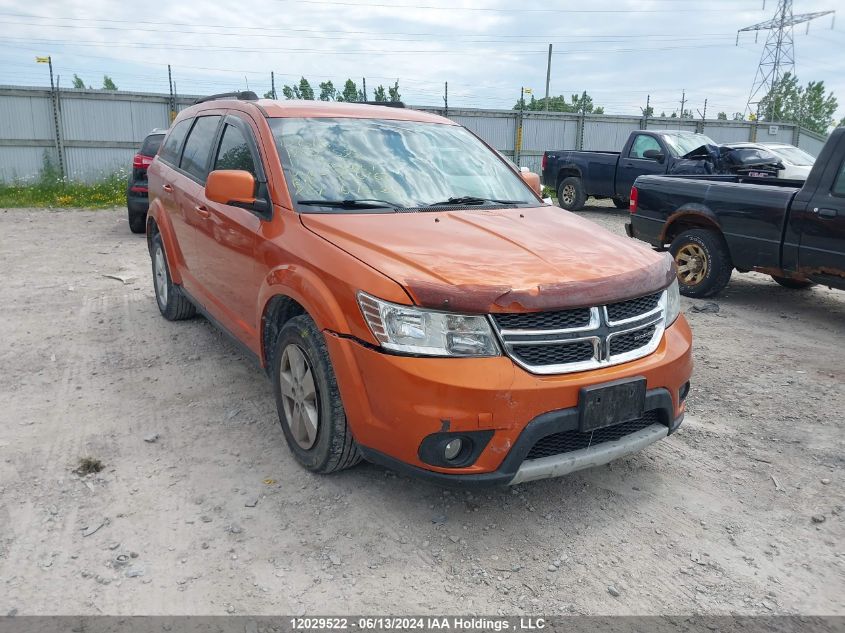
[737,0,835,117]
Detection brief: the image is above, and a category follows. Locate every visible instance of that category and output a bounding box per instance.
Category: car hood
[300,206,675,312]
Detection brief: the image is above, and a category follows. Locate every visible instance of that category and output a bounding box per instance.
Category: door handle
[814,207,838,219]
[195,205,211,219]
[162,184,173,193]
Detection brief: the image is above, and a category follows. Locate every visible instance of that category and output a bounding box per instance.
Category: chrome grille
[491,291,666,375]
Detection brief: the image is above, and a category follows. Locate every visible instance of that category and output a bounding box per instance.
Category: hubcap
[561,184,575,205]
[279,344,319,450]
[154,245,168,307]
[675,243,708,286]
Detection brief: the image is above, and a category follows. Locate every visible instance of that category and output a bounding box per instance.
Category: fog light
[444,438,463,461]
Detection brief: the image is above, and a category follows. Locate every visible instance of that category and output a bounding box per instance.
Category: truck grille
[526,410,661,460]
[490,291,665,375]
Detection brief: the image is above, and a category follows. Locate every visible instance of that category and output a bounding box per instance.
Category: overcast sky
[1,0,842,121]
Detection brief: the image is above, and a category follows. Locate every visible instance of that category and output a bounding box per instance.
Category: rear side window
[629,135,662,159]
[180,116,222,181]
[214,124,256,176]
[159,119,192,165]
[140,133,164,157]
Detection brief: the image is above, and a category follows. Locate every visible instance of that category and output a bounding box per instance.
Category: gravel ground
[0,204,843,616]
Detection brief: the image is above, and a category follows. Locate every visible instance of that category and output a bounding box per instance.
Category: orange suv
[146,91,693,486]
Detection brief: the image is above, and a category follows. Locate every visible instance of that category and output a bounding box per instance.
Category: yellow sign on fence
[35,56,50,63]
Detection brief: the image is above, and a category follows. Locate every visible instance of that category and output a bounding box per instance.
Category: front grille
[609,324,657,356]
[525,410,660,460]
[606,292,661,322]
[491,290,666,375]
[511,340,595,366]
[492,308,591,331]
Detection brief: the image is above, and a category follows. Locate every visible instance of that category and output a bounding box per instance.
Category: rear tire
[557,177,586,211]
[612,196,628,209]
[771,275,815,290]
[669,229,733,298]
[128,210,147,234]
[151,233,196,321]
[272,314,361,474]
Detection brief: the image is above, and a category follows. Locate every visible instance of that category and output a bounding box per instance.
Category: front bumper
[325,316,692,486]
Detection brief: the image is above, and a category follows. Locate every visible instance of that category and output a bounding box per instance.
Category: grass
[0,172,126,209]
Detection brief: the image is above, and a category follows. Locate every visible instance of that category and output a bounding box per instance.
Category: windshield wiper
[297,198,402,210]
[422,196,526,207]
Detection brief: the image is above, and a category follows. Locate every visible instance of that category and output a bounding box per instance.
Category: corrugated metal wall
[0,86,832,183]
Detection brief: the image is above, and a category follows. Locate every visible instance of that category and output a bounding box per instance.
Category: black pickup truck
[627,127,845,298]
[541,130,783,211]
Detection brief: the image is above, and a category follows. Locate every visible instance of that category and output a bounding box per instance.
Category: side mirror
[205,170,256,207]
[642,149,666,162]
[520,170,542,196]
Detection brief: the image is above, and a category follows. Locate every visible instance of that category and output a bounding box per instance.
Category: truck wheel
[557,177,586,211]
[151,233,196,320]
[612,196,628,209]
[129,210,147,234]
[669,229,733,298]
[771,275,815,290]
[272,314,361,474]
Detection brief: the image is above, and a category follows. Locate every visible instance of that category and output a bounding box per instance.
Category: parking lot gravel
[1,204,842,615]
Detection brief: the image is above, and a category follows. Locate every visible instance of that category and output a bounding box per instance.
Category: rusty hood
[300,206,675,313]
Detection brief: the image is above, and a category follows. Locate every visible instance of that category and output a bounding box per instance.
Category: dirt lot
[1,204,843,616]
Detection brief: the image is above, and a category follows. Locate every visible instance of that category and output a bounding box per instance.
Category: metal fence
[0,85,830,184]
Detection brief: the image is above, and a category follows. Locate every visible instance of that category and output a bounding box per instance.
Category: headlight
[663,278,681,326]
[358,292,500,357]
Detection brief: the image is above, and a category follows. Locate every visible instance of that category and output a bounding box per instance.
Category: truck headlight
[358,292,500,357]
[663,278,681,326]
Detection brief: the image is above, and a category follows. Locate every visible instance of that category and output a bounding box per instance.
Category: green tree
[660,111,667,117]
[732,112,745,121]
[388,80,401,102]
[839,116,845,127]
[263,89,275,99]
[717,111,728,120]
[72,74,85,89]
[102,75,117,90]
[758,72,839,133]
[514,90,604,114]
[641,106,654,117]
[318,80,336,101]
[282,85,298,99]
[338,79,360,102]
[372,85,387,102]
[298,77,314,100]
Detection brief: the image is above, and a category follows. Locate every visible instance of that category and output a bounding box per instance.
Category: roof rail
[193,90,259,105]
[362,101,405,108]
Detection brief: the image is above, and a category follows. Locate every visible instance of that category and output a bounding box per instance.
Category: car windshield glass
[768,145,815,166]
[269,117,537,212]
[660,133,716,156]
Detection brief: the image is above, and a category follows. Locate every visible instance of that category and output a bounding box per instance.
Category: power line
[272,0,732,12]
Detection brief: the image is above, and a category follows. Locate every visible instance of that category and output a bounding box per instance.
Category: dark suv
[127,129,166,233]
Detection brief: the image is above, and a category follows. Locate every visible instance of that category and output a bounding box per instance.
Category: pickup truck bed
[627,128,845,298]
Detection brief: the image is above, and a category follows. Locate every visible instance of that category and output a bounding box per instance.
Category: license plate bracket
[579,378,646,433]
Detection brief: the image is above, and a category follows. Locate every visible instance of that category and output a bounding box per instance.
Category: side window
[629,135,662,159]
[832,159,845,197]
[180,116,222,181]
[159,119,192,165]
[214,124,257,176]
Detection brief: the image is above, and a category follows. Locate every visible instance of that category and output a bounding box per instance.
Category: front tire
[669,229,733,298]
[271,314,361,474]
[151,234,196,320]
[557,176,586,211]
[771,275,815,289]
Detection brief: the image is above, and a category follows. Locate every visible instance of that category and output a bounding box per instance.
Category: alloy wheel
[279,344,319,450]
